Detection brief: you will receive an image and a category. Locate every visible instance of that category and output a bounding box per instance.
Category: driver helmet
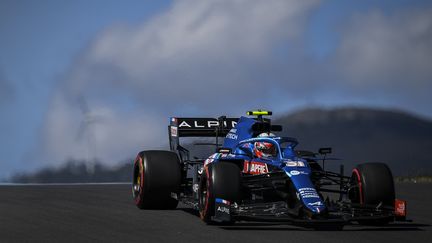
[254,132,277,158]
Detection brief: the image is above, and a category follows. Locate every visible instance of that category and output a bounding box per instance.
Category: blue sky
[0,0,431,179]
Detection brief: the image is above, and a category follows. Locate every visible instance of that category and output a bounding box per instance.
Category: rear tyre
[198,162,241,224]
[132,150,181,209]
[349,162,395,225]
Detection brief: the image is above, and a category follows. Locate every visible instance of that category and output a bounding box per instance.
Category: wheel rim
[199,169,210,219]
[349,169,363,205]
[132,157,143,200]
[199,175,207,211]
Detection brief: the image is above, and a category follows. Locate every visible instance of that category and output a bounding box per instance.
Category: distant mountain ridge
[10,107,432,182]
[274,107,432,176]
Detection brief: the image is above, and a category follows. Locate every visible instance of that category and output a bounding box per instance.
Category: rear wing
[168,117,239,151]
[169,117,238,137]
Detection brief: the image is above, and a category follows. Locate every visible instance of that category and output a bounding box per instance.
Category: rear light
[395,199,407,218]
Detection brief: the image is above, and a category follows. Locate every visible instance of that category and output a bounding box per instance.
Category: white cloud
[328,8,432,114]
[336,8,432,92]
[38,92,163,167]
[80,0,320,107]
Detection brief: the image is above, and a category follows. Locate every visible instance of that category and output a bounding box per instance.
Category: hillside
[274,107,432,176]
[9,160,131,183]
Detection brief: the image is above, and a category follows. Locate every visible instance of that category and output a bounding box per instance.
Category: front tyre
[349,162,395,225]
[198,162,241,224]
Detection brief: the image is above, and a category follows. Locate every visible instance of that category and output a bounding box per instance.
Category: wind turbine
[76,95,104,173]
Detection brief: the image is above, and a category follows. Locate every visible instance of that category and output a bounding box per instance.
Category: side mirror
[218,148,231,154]
[319,147,332,155]
[237,144,254,158]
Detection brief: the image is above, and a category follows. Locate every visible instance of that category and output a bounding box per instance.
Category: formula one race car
[132,111,408,229]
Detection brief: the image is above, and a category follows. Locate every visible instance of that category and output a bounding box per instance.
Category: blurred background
[1,0,431,182]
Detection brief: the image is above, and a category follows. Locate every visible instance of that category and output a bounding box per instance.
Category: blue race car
[132,111,408,229]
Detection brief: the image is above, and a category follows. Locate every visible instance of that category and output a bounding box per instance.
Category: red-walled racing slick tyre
[349,162,395,225]
[199,162,241,224]
[132,150,181,209]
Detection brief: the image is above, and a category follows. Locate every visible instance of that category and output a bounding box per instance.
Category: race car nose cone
[312,206,325,214]
[307,201,326,214]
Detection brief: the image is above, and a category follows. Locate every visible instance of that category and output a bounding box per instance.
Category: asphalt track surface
[1,183,431,243]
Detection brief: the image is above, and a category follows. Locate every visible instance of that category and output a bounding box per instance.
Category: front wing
[211,198,406,227]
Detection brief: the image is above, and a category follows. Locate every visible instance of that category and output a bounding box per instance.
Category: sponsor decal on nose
[243,161,268,175]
